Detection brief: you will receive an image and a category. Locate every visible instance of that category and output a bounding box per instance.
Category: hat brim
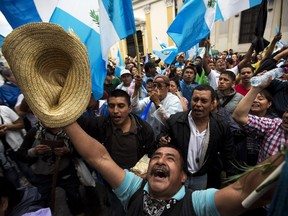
[2,22,91,128]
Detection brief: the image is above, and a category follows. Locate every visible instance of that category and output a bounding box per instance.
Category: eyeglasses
[152,82,167,89]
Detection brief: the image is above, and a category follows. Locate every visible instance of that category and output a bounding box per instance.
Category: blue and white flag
[50,0,136,99]
[186,44,199,60]
[153,46,178,65]
[0,35,4,48]
[0,0,136,100]
[217,0,262,21]
[167,0,217,52]
[115,49,125,77]
[156,36,168,49]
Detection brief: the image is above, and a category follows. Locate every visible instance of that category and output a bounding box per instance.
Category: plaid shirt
[242,114,287,163]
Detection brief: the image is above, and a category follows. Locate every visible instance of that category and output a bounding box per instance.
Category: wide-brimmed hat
[2,22,91,128]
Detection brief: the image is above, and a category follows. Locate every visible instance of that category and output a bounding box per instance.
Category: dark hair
[192,84,217,101]
[0,177,22,213]
[220,70,236,82]
[240,64,255,72]
[258,89,275,115]
[0,67,13,81]
[108,89,131,106]
[183,65,196,74]
[170,77,180,88]
[144,61,155,73]
[152,144,188,175]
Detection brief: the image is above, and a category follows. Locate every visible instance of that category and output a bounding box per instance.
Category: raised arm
[215,151,285,216]
[237,43,255,69]
[203,39,212,76]
[65,122,125,189]
[262,32,282,62]
[232,76,272,125]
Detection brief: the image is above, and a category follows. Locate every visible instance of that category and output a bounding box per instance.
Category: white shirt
[131,92,183,137]
[187,112,208,174]
[0,105,24,151]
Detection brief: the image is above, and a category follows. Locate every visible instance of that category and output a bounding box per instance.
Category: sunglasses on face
[152,82,167,89]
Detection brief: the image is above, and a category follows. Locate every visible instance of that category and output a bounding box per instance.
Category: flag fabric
[144,50,149,64]
[50,0,136,100]
[155,36,168,49]
[153,46,178,65]
[252,0,268,53]
[115,49,125,77]
[1,0,136,100]
[0,35,4,48]
[186,44,199,60]
[217,0,262,21]
[167,0,217,52]
[0,12,13,37]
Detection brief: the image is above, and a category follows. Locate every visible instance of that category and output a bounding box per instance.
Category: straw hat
[2,22,91,128]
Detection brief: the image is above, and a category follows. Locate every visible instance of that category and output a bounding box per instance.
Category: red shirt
[234,84,250,96]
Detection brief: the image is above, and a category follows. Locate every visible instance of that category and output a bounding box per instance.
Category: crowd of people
[0,29,288,216]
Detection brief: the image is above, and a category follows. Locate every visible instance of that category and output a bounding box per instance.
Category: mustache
[150,164,170,177]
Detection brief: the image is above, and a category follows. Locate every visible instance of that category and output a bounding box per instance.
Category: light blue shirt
[113,170,220,216]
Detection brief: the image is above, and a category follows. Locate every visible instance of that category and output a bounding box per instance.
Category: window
[126,30,143,57]
[239,6,261,44]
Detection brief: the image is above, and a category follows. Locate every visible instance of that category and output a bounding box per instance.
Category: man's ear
[181,172,187,184]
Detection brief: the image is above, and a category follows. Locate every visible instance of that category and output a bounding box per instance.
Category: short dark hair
[152,144,188,175]
[192,84,217,101]
[220,70,236,82]
[108,89,131,106]
[144,61,155,73]
[183,65,196,74]
[170,77,180,88]
[240,64,255,72]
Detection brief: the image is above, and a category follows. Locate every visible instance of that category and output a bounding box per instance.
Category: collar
[111,114,138,134]
[144,183,186,201]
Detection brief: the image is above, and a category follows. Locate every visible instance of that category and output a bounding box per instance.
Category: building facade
[118,0,288,58]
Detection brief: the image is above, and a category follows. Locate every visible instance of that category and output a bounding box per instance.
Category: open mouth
[151,166,169,178]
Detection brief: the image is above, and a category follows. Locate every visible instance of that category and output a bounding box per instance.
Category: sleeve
[131,97,150,115]
[16,128,37,163]
[218,119,237,176]
[2,105,20,123]
[242,114,280,137]
[113,170,143,211]
[192,189,220,216]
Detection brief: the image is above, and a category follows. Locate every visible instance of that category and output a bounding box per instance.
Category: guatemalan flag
[216,0,262,21]
[167,0,217,53]
[153,46,178,65]
[0,0,136,100]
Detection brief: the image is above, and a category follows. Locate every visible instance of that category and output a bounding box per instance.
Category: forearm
[5,119,24,130]
[65,122,125,188]
[232,87,261,125]
[238,44,254,69]
[215,152,285,216]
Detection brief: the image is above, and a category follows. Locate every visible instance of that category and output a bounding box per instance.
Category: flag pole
[279,0,283,32]
[133,32,142,97]
[133,33,142,75]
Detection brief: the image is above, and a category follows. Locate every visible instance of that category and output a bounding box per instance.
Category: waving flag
[153,46,178,64]
[0,0,136,100]
[167,0,217,52]
[155,36,168,49]
[217,0,262,21]
[50,0,136,99]
[115,49,125,77]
